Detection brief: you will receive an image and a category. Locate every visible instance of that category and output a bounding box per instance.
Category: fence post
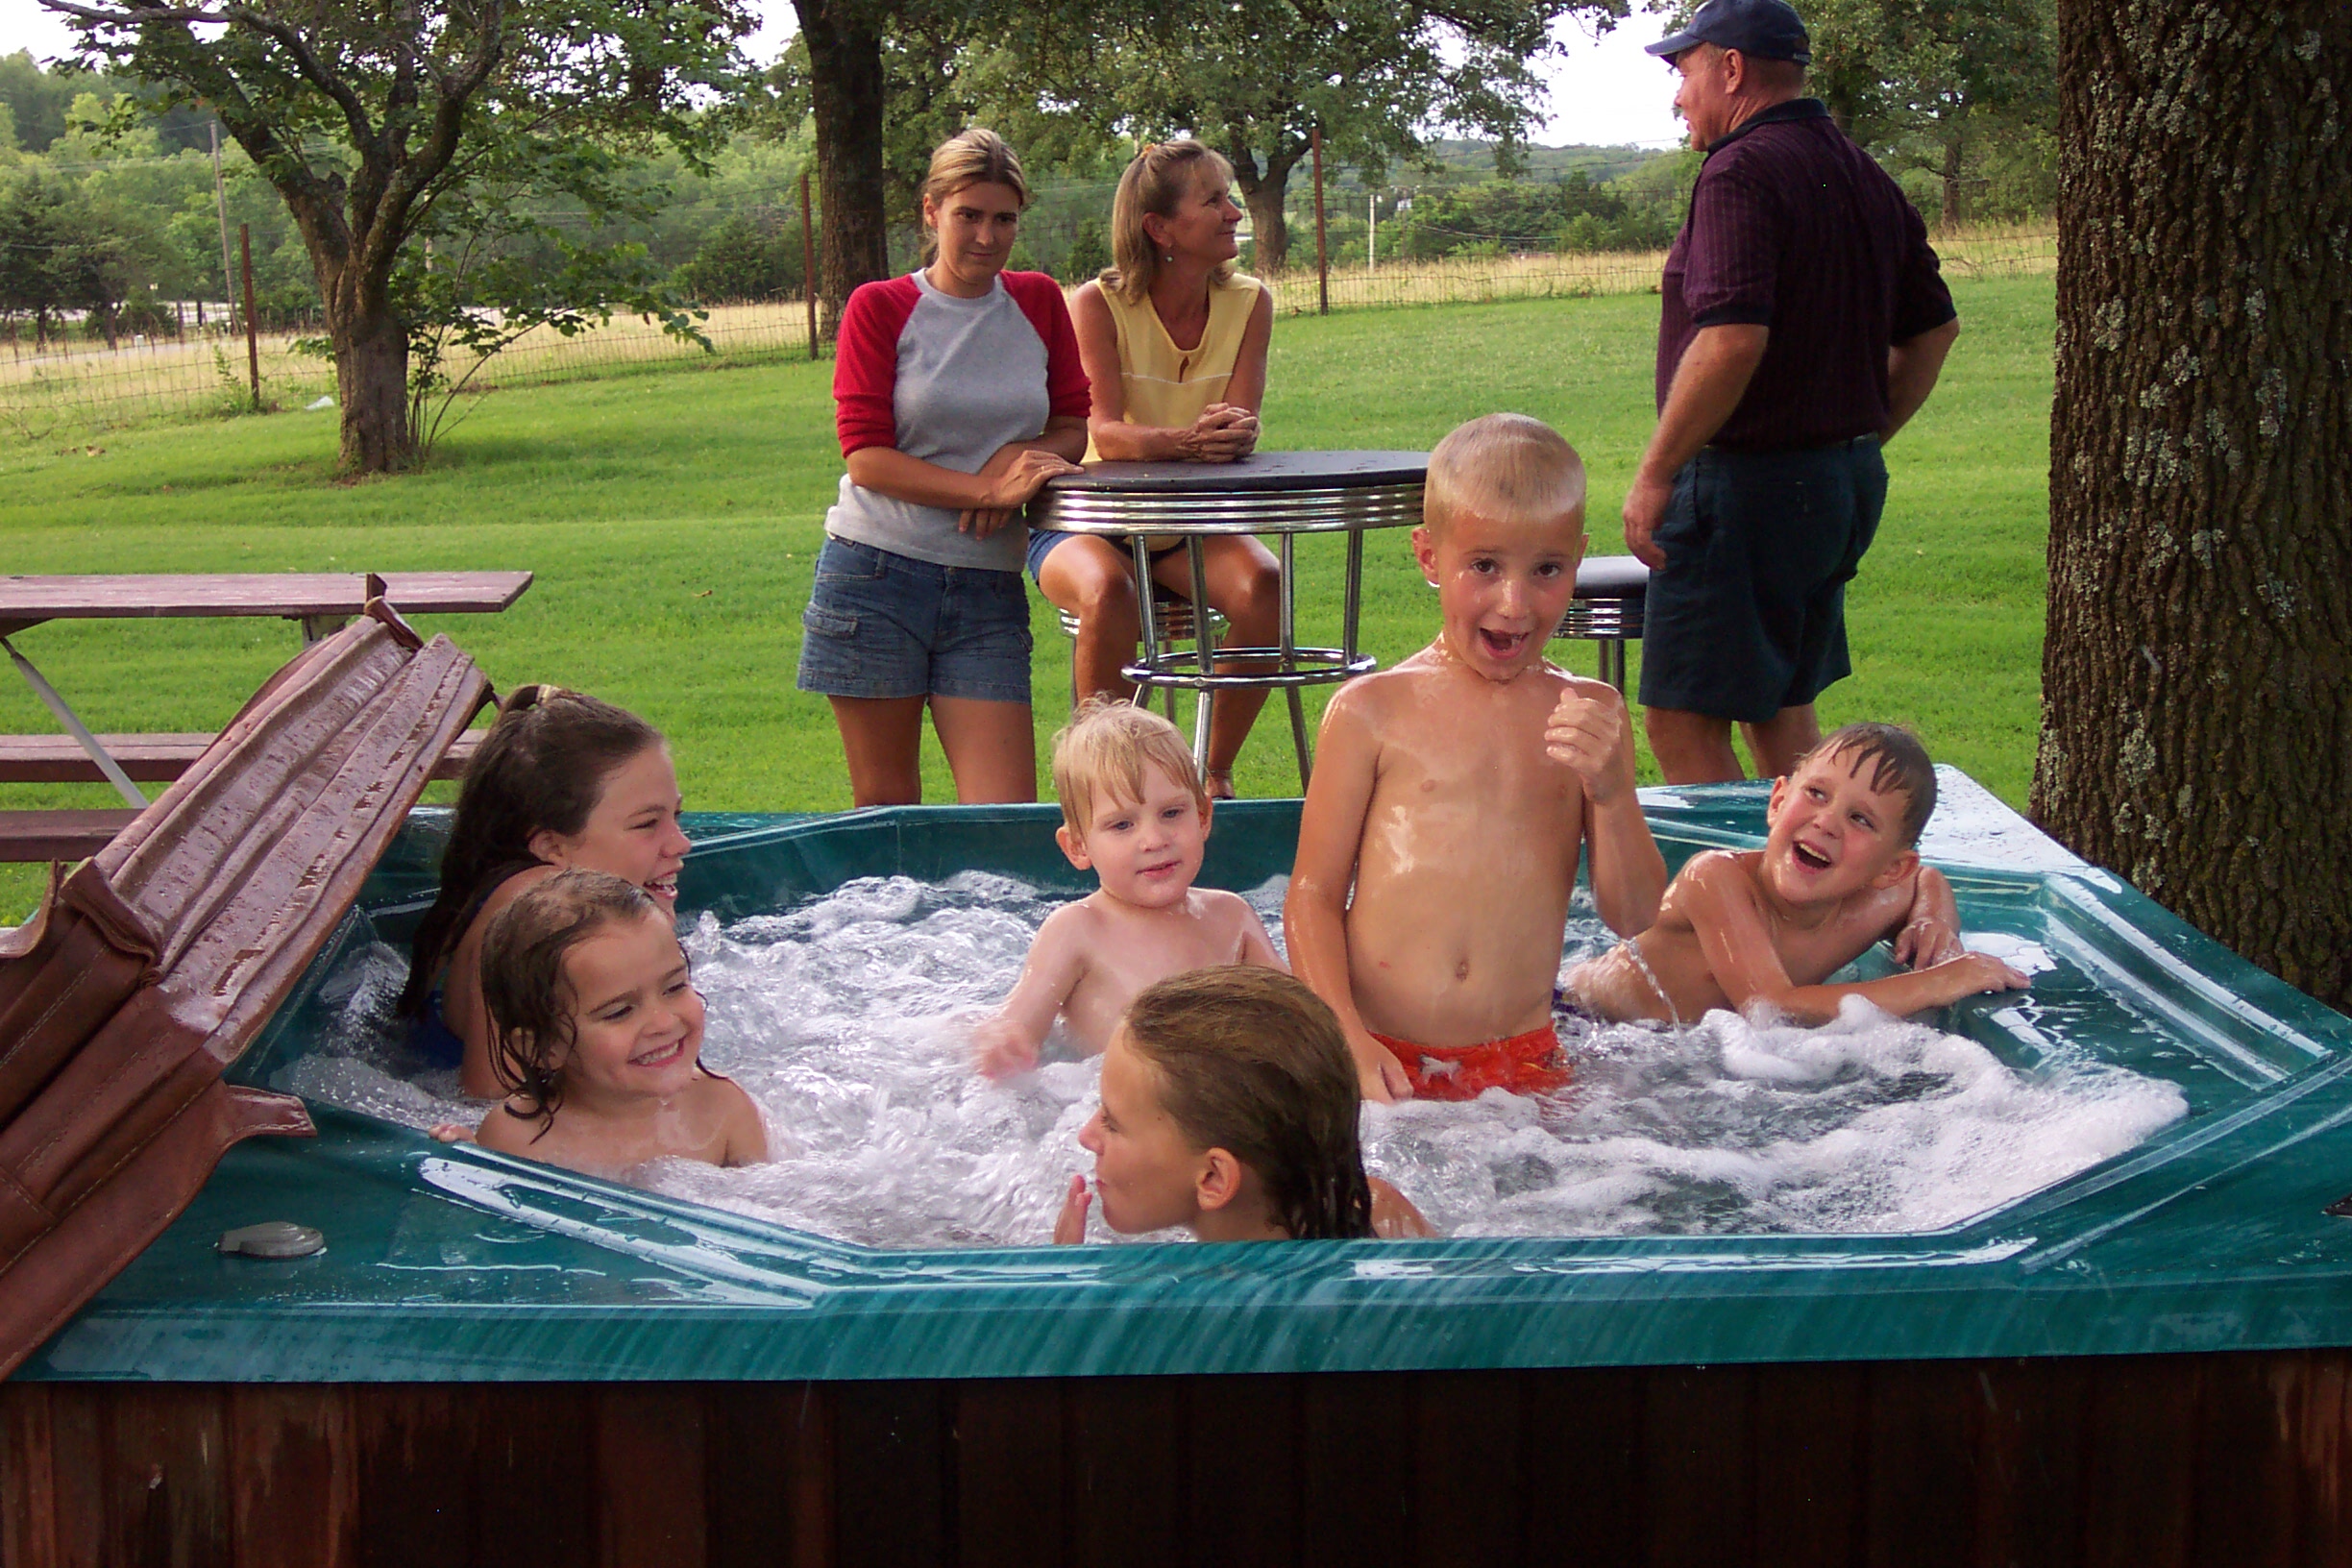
[1311,127,1329,316]
[239,223,260,410]
[800,171,821,361]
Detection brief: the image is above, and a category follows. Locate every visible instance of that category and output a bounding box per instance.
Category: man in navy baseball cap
[1647,0,1812,64]
[1623,0,1963,786]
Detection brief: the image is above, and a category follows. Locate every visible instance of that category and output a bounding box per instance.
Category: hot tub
[9,773,2352,1563]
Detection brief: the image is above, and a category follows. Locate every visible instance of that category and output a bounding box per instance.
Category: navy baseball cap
[1646,0,1812,63]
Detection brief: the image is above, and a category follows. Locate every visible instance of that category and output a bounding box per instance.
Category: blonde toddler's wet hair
[1423,412,1588,536]
[1052,698,1209,837]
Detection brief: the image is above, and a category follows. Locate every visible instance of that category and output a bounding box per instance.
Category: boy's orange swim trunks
[1369,1026,1573,1101]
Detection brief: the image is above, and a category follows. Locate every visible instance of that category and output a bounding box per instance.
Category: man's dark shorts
[1637,437,1890,723]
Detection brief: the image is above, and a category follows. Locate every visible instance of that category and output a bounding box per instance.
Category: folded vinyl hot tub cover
[0,601,488,1378]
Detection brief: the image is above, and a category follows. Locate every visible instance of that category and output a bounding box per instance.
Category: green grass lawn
[0,276,2053,919]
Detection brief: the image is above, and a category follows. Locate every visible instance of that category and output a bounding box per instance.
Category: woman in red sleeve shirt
[797,129,1090,805]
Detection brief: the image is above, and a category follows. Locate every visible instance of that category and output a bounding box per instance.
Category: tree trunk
[301,210,413,472]
[797,0,891,343]
[333,306,410,475]
[1229,142,1301,275]
[1939,127,1965,229]
[2034,0,2352,1010]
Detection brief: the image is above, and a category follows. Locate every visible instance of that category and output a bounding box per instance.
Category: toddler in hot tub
[972,699,1283,1077]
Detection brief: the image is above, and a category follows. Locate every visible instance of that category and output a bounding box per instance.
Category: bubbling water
[280,871,2187,1247]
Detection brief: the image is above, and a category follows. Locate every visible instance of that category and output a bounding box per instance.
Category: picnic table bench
[1,572,527,862]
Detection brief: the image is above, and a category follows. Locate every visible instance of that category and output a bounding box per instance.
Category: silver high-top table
[1029,451,1427,788]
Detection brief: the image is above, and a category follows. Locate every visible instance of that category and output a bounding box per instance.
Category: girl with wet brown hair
[1057,967,1431,1242]
[398,684,690,1098]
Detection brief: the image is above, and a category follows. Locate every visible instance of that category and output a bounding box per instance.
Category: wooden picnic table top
[0,572,532,629]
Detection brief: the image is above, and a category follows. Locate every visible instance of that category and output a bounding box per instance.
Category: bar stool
[1030,452,1426,790]
[1557,556,1649,696]
[1057,592,1230,758]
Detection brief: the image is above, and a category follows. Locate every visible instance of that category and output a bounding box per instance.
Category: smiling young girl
[471,870,766,1177]
[398,685,691,1098]
[1055,967,1432,1243]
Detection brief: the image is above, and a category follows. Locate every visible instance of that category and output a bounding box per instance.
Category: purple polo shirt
[1656,99,1956,452]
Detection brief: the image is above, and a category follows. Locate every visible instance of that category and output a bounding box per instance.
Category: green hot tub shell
[18,772,2352,1385]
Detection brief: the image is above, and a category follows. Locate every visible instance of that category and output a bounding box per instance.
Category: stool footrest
[1125,648,1377,692]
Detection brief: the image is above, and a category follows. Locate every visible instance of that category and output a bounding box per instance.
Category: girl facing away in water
[398,685,692,1098]
[1056,966,1432,1243]
[454,870,766,1177]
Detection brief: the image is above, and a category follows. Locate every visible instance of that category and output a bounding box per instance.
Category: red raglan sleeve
[833,279,918,456]
[1005,272,1092,423]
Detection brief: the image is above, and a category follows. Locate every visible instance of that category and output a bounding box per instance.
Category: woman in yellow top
[1028,140,1281,797]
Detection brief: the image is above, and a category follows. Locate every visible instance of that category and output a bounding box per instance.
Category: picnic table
[1,572,530,862]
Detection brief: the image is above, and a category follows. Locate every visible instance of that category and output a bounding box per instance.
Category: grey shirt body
[826,271,1055,574]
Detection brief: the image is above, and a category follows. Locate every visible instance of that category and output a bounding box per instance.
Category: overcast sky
[0,0,1688,149]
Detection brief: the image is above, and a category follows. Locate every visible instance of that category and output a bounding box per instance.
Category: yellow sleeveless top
[1088,271,1265,463]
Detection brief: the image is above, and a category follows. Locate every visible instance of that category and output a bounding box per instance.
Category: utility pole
[210,119,235,332]
[1368,191,1377,277]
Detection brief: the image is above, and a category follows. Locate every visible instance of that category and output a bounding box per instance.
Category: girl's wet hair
[1103,138,1237,306]
[1121,967,1375,1240]
[398,684,664,1018]
[1806,722,1937,845]
[479,869,669,1131]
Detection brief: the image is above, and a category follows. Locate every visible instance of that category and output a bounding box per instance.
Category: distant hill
[1418,138,1678,183]
[1315,139,1679,196]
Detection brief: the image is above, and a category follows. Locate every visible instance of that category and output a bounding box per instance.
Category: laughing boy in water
[1286,413,1668,1103]
[1566,723,2029,1025]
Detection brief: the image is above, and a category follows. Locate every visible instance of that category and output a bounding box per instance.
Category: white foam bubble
[283,875,2188,1246]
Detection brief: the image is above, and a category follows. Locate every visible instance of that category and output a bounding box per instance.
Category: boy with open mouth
[1286,413,1669,1103]
[1567,722,2029,1026]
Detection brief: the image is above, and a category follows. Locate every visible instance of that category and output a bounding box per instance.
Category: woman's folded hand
[1181,404,1259,462]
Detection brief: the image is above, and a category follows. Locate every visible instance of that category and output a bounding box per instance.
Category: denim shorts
[796,537,1033,704]
[1637,437,1889,723]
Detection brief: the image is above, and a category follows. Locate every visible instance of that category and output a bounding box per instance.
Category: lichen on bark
[2037,0,2352,1009]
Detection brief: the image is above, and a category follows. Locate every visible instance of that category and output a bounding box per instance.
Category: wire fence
[0,224,2054,450]
[0,300,821,449]
[1264,222,2055,313]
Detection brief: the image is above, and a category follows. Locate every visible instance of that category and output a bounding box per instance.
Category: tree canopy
[1004,0,1629,272]
[1804,0,2054,225]
[40,0,756,472]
